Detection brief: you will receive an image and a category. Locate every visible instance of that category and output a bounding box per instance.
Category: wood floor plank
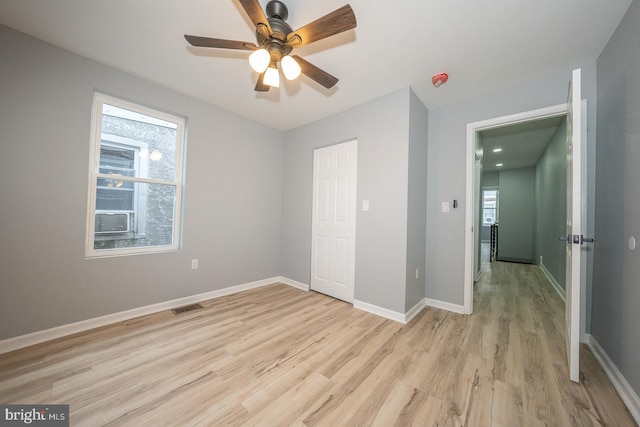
[0,271,637,426]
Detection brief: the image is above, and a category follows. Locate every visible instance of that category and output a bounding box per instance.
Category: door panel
[316,236,329,280]
[565,68,582,383]
[335,237,348,284]
[311,140,358,303]
[336,175,350,222]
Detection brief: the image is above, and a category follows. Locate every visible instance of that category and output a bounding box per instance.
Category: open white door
[564,68,584,383]
[311,140,357,303]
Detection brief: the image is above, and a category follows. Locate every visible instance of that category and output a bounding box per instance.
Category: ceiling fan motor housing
[257,1,294,62]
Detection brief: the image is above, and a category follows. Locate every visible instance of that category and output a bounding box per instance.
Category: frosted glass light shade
[281,55,301,80]
[249,49,270,73]
[264,66,280,87]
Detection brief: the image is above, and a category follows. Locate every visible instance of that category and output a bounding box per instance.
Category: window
[86,93,186,257]
[482,189,498,226]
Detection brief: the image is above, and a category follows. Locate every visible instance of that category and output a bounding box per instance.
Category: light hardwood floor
[0,261,636,426]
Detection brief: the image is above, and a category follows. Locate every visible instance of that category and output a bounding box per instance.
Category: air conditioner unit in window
[95,212,132,233]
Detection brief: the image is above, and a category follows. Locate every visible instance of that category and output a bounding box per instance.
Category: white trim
[0,276,293,355]
[587,335,640,424]
[405,298,428,323]
[353,299,406,323]
[354,297,466,325]
[540,263,566,302]
[465,103,569,316]
[464,121,475,315]
[425,298,467,315]
[278,276,310,291]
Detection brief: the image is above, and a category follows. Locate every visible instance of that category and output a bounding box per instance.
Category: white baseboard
[540,263,566,302]
[353,299,406,323]
[405,298,428,323]
[424,298,466,315]
[277,276,310,291]
[0,276,294,355]
[587,335,640,424]
[353,297,446,324]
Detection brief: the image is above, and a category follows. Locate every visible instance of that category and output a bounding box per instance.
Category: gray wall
[593,0,640,399]
[534,118,567,288]
[482,172,500,187]
[405,91,429,311]
[281,88,427,314]
[426,63,597,306]
[497,167,535,263]
[0,26,284,340]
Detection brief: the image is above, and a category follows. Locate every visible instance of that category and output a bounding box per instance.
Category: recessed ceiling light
[493,148,502,152]
[496,163,503,167]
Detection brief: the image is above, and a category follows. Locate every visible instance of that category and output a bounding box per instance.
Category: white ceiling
[481,116,565,173]
[0,0,631,130]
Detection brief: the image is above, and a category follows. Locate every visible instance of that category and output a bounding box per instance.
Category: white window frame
[86,93,185,258]
[482,187,499,226]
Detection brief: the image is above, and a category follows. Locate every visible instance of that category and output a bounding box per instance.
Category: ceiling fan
[184,0,356,92]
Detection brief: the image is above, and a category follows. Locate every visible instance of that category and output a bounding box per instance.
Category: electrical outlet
[191,259,198,270]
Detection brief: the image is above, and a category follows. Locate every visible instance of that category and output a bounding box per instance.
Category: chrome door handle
[559,234,595,244]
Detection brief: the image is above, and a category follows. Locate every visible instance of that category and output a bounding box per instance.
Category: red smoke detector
[432,72,449,88]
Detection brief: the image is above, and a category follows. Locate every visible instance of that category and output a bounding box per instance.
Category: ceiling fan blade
[292,55,338,89]
[184,35,257,50]
[238,0,273,38]
[286,5,356,48]
[255,72,270,92]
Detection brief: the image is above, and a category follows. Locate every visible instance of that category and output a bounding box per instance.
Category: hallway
[473,259,636,425]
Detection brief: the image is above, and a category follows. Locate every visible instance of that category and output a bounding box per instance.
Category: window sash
[94,173,178,187]
[482,189,499,226]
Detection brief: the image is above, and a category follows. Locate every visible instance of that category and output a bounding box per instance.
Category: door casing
[465,103,569,313]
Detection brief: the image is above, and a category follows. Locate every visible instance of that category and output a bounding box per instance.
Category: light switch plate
[442,202,450,213]
[362,200,370,211]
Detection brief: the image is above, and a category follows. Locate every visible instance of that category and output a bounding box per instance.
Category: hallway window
[482,189,498,225]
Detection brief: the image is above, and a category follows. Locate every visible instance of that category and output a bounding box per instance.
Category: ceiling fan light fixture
[264,65,280,87]
[184,1,358,92]
[249,48,270,73]
[281,55,301,80]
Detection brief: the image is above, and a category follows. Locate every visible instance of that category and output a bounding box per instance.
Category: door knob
[559,234,595,244]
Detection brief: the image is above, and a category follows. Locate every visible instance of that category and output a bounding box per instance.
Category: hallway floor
[473,258,636,426]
